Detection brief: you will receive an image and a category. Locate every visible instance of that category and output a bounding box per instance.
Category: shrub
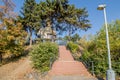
[80,20,120,78]
[66,41,81,60]
[30,42,58,72]
[66,41,79,54]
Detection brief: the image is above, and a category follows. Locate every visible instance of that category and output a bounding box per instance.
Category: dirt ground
[0,56,50,80]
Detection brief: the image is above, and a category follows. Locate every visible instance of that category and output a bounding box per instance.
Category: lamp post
[97,4,115,80]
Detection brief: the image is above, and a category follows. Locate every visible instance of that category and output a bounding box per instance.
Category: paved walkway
[49,46,97,80]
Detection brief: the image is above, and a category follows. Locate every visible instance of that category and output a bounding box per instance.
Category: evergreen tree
[19,0,90,43]
[19,0,41,46]
[39,0,90,37]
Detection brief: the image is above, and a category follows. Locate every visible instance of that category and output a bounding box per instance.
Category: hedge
[30,42,58,72]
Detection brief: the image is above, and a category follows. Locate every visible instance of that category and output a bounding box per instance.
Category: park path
[49,46,97,80]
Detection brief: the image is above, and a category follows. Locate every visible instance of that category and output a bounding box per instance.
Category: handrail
[80,60,120,77]
[55,40,67,45]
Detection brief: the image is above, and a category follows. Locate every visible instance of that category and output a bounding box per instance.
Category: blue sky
[13,0,120,37]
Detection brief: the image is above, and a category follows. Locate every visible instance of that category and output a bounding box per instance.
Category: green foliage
[78,36,90,49]
[71,33,81,42]
[38,0,90,33]
[19,0,91,44]
[63,36,71,41]
[66,41,79,54]
[80,20,120,78]
[19,0,41,46]
[30,42,58,72]
[0,22,27,60]
[63,33,81,42]
[0,0,27,63]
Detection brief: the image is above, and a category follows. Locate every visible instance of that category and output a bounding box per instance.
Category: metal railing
[55,40,67,45]
[80,60,120,78]
[79,60,95,76]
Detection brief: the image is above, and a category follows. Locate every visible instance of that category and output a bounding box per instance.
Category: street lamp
[97,4,115,80]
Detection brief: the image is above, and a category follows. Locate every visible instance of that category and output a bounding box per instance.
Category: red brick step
[49,46,96,79]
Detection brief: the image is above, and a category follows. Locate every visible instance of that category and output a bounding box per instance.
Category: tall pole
[103,7,112,69]
[97,4,115,80]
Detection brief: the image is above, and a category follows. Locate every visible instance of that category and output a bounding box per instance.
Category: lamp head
[97,4,106,10]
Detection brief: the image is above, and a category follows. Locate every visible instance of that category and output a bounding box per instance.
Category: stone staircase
[52,75,97,80]
[49,46,97,80]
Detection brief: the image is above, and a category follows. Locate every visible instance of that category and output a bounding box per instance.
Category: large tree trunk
[52,29,54,42]
[0,53,2,63]
[29,32,32,47]
[68,28,71,41]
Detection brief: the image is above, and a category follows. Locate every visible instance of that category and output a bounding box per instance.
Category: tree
[19,0,90,43]
[80,20,120,78]
[0,0,15,63]
[19,0,41,46]
[63,35,72,41]
[38,0,90,39]
[63,33,81,42]
[0,0,27,63]
[71,33,81,42]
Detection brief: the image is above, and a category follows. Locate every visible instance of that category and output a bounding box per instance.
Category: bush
[80,20,120,78]
[80,49,108,77]
[66,41,79,54]
[30,42,58,72]
[66,41,81,60]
